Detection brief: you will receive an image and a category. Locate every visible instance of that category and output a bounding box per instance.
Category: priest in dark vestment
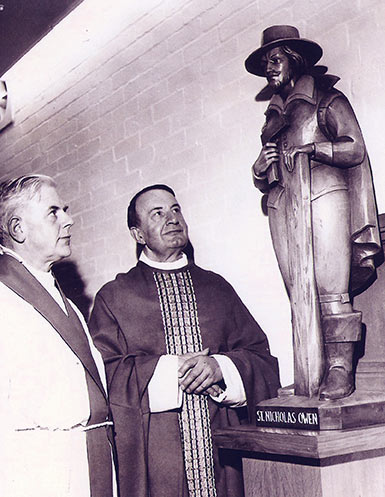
[88,184,280,497]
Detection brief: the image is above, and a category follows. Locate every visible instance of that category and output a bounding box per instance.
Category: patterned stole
[154,270,217,497]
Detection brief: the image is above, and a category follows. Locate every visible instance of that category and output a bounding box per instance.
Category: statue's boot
[319,311,361,401]
[319,342,354,401]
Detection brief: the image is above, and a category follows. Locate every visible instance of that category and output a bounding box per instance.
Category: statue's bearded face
[262,46,294,92]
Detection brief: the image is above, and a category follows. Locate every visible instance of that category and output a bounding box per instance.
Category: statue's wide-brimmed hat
[245,25,323,77]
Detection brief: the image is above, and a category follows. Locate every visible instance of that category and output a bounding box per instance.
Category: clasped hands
[252,142,315,175]
[178,348,223,397]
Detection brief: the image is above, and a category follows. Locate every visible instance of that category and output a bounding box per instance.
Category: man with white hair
[0,174,116,497]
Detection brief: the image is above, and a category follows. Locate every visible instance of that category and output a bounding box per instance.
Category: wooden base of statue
[214,423,385,497]
[255,389,385,430]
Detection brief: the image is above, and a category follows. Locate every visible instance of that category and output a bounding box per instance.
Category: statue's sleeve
[252,166,270,193]
[313,95,366,167]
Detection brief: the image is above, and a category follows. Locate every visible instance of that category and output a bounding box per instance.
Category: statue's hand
[252,142,279,177]
[283,144,315,172]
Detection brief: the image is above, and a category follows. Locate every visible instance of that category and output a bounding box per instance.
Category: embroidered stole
[154,270,217,497]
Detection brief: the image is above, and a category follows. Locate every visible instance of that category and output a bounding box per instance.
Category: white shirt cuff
[148,355,182,412]
[210,355,247,407]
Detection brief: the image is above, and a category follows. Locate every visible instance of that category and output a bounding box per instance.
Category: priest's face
[131,188,189,262]
[15,184,73,271]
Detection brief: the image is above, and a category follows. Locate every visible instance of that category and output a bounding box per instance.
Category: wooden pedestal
[242,449,385,497]
[214,424,385,497]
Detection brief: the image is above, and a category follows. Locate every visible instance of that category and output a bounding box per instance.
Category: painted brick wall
[0,0,384,384]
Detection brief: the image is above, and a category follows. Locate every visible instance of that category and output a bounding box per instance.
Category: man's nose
[266,60,276,74]
[166,211,179,224]
[63,211,74,228]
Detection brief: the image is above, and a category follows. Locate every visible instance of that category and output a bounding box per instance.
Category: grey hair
[0,174,56,246]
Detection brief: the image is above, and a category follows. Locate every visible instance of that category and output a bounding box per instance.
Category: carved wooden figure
[245,25,381,400]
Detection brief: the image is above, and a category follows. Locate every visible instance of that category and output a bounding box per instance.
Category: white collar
[0,244,22,262]
[139,251,188,270]
[0,245,55,288]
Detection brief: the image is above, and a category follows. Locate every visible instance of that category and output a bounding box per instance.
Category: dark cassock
[89,251,280,497]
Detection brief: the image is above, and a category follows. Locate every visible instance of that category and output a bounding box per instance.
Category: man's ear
[130,226,146,245]
[8,216,26,244]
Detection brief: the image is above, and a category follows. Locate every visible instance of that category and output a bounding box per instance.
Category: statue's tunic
[89,260,280,497]
[253,75,381,292]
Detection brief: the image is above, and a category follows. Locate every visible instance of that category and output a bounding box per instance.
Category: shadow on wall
[54,240,197,319]
[53,260,92,319]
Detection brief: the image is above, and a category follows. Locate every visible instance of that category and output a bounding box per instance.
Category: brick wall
[0,0,384,385]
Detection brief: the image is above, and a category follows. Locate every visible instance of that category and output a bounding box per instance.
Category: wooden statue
[245,25,381,400]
